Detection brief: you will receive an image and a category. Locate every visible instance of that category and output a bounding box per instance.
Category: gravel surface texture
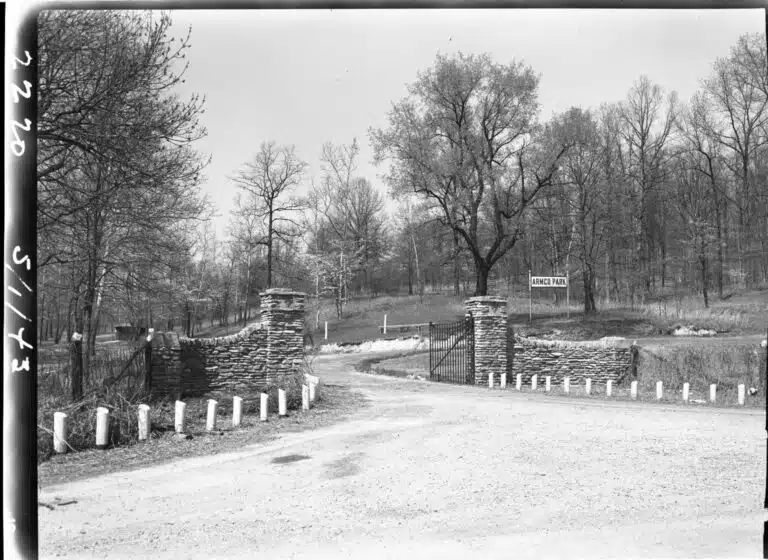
[39,351,765,559]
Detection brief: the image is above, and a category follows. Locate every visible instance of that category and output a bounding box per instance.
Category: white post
[260,392,268,421]
[278,389,287,416]
[630,381,638,400]
[302,385,310,410]
[500,372,507,389]
[53,412,68,454]
[656,381,663,400]
[564,376,570,394]
[683,382,690,402]
[709,384,717,404]
[606,380,613,397]
[531,374,538,391]
[206,399,218,431]
[138,404,150,441]
[232,396,243,427]
[175,400,186,433]
[585,378,591,395]
[309,380,317,402]
[545,376,551,392]
[516,374,522,391]
[488,372,494,389]
[383,314,387,334]
[96,407,110,449]
[738,384,745,406]
[324,321,328,340]
[566,272,570,320]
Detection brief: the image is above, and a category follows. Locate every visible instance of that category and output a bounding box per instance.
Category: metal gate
[429,316,474,384]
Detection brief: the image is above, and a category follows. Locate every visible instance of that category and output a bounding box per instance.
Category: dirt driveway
[39,352,765,559]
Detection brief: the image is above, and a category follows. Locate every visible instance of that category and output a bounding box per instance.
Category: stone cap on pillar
[151,332,180,349]
[465,296,508,316]
[259,288,307,298]
[260,288,307,313]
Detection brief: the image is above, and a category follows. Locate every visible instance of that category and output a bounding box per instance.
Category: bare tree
[617,75,678,295]
[230,141,307,289]
[370,52,570,296]
[544,107,611,314]
[702,32,768,287]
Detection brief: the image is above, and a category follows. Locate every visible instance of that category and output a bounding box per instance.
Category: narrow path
[39,352,765,559]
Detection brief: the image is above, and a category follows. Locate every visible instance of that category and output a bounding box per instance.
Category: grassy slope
[306,293,467,346]
[311,289,768,346]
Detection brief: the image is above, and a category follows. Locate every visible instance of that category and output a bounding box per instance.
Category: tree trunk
[412,234,423,304]
[474,258,490,296]
[70,310,84,402]
[267,212,274,288]
[453,231,461,296]
[582,266,597,315]
[700,249,709,309]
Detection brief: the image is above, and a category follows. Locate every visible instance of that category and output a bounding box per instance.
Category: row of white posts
[489,372,749,406]
[53,375,321,454]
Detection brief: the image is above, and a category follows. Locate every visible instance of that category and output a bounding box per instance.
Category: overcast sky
[167,9,764,239]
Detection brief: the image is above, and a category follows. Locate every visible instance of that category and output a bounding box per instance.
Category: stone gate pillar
[465,296,508,387]
[260,289,307,384]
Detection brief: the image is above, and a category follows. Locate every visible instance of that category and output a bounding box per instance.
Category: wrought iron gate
[429,316,474,384]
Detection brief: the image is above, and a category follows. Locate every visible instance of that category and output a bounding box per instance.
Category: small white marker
[585,378,592,395]
[516,374,522,391]
[96,407,110,449]
[656,381,663,400]
[260,393,268,421]
[606,380,613,397]
[206,399,218,431]
[709,384,717,404]
[531,374,538,391]
[682,383,689,402]
[138,404,151,440]
[175,401,186,433]
[630,381,638,400]
[545,376,551,393]
[54,412,68,453]
[738,384,745,406]
[232,397,243,427]
[564,377,570,395]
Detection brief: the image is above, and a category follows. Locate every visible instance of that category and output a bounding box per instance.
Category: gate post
[465,296,508,387]
[260,289,307,385]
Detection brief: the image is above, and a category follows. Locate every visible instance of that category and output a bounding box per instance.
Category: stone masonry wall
[465,296,508,387]
[150,289,306,397]
[508,337,635,385]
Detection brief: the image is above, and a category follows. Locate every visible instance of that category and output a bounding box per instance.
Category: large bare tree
[370,52,569,296]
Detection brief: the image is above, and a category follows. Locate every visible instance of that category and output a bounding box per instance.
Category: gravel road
[39,352,765,559]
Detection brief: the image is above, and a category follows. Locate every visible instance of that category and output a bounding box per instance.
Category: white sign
[530,276,568,288]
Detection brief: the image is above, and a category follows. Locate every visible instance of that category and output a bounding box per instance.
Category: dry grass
[599,291,768,334]
[38,349,322,464]
[636,344,767,405]
[38,381,369,487]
